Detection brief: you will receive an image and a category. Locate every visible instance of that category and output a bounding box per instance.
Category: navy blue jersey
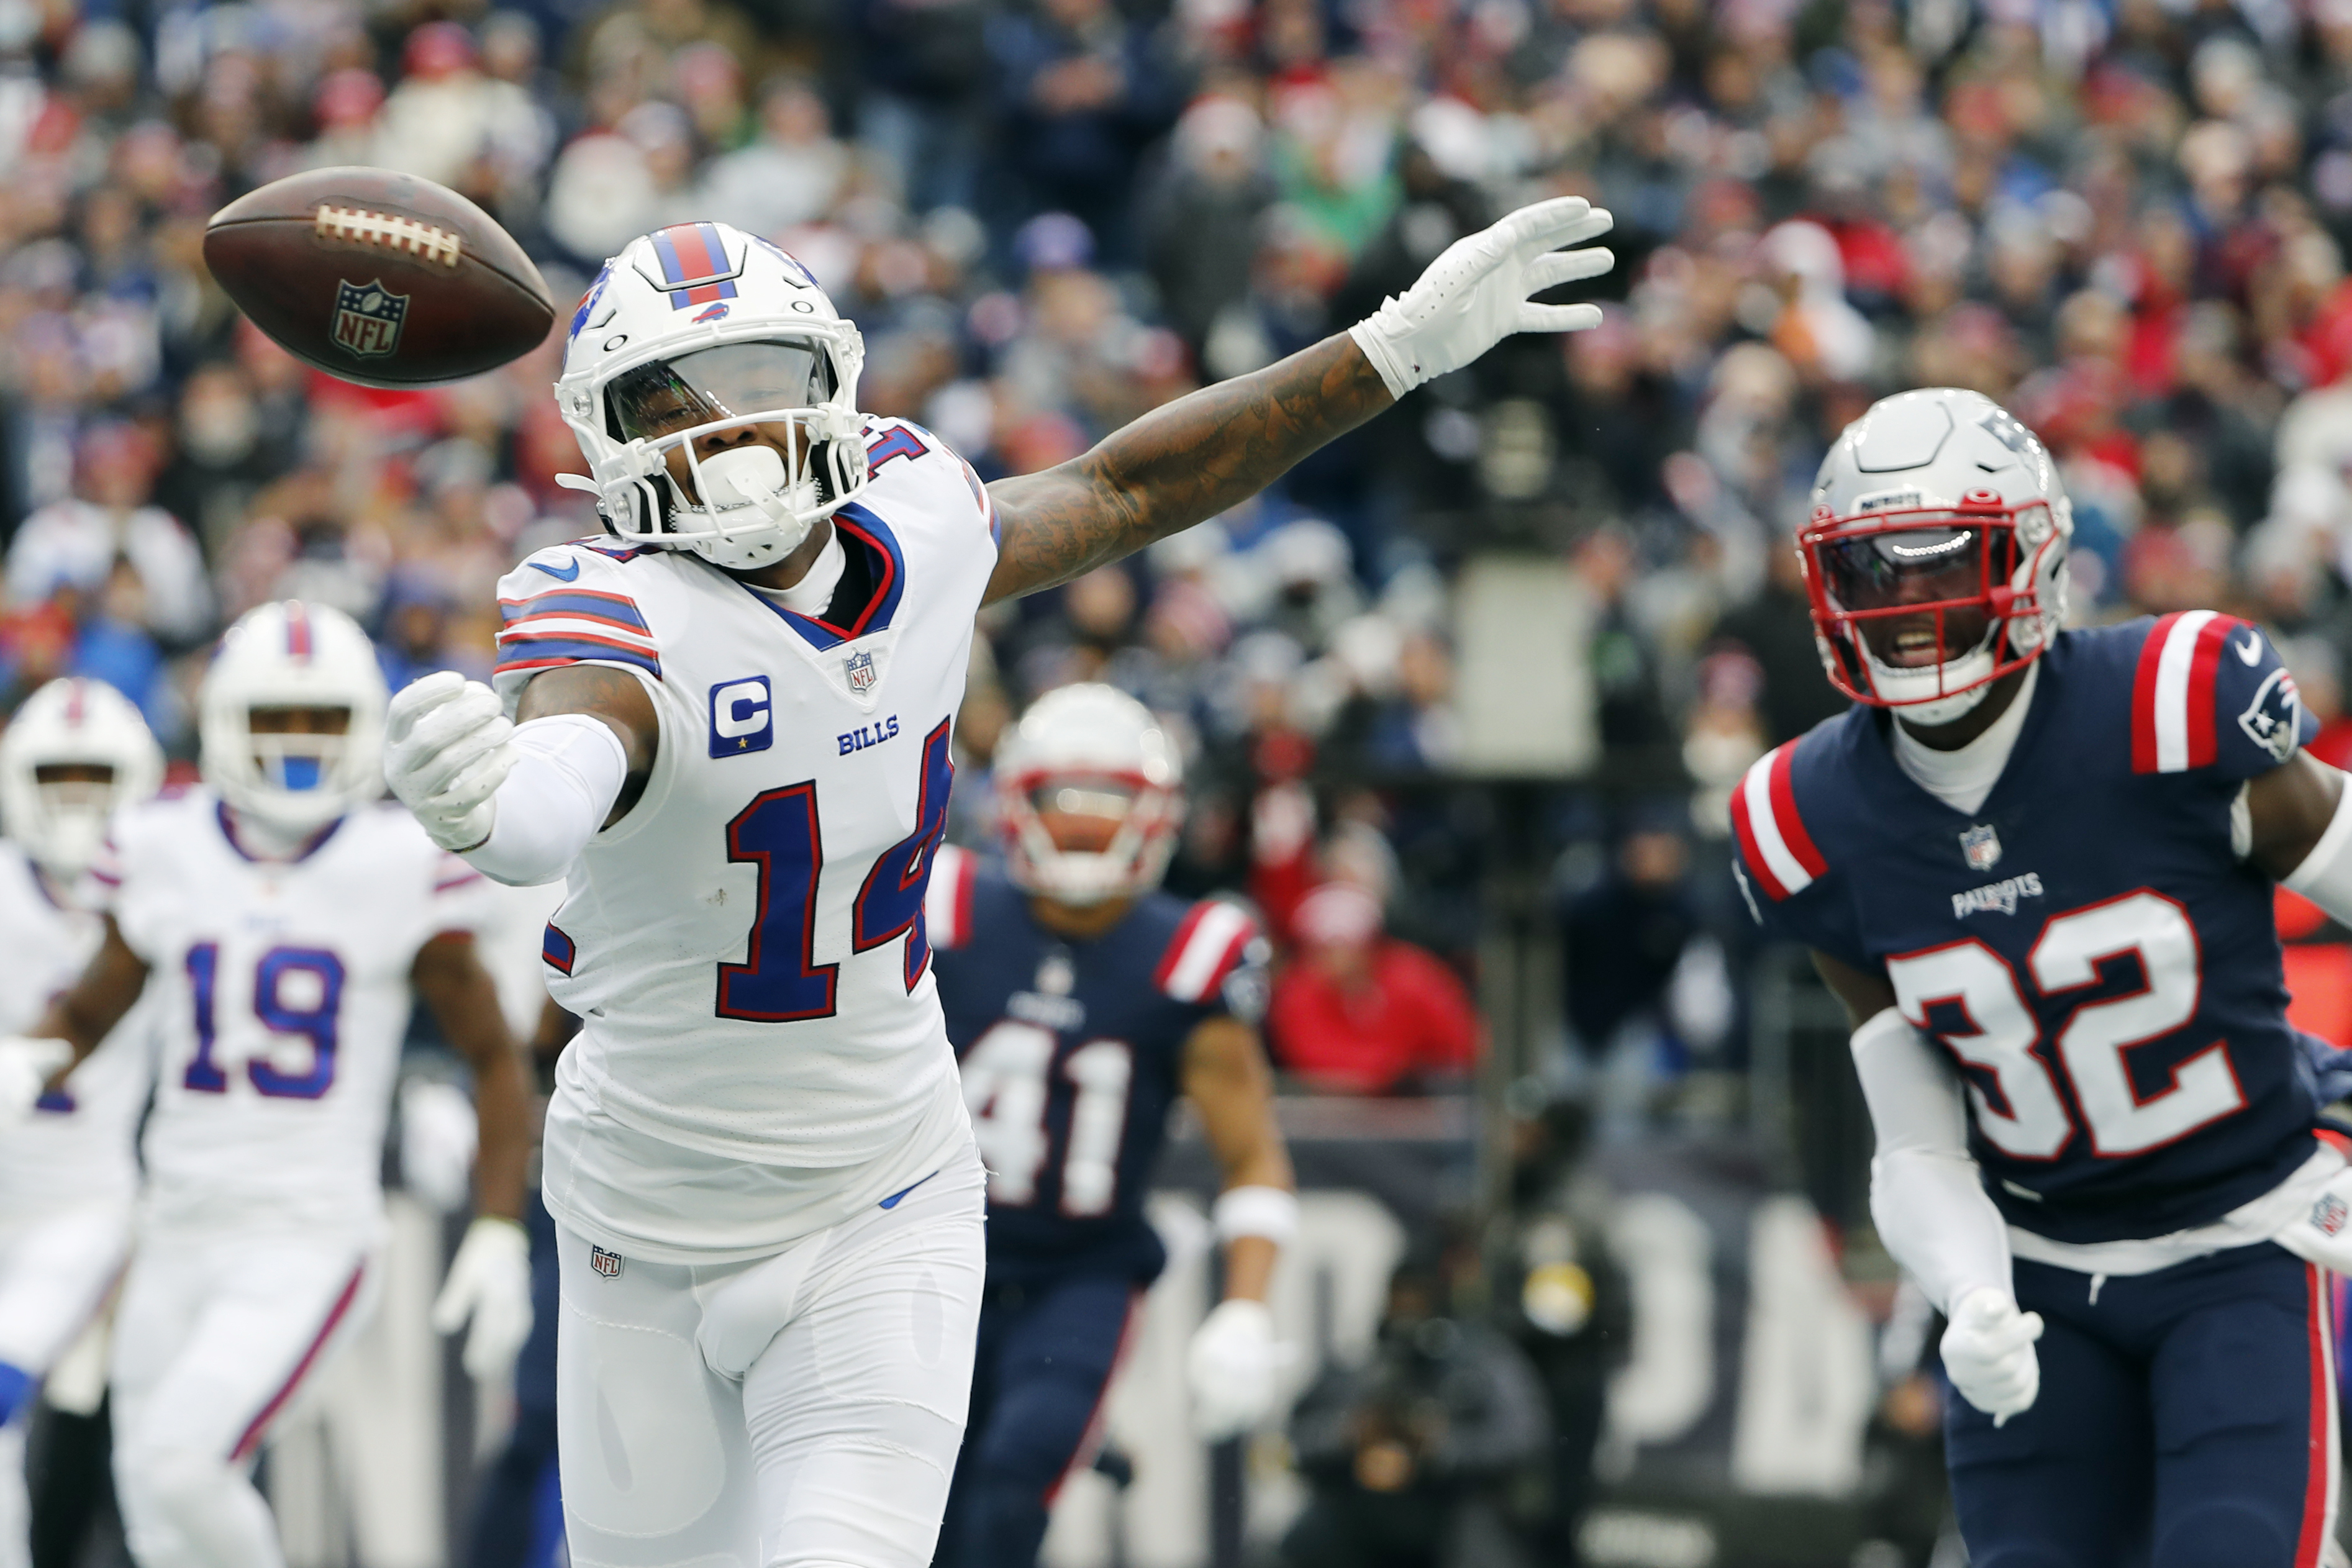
[927,845,1268,1286]
[1733,614,2322,1244]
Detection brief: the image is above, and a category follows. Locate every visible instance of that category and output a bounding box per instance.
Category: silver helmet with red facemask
[994,684,1185,907]
[1800,387,2073,726]
[555,221,868,573]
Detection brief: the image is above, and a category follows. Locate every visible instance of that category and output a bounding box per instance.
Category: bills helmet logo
[844,650,877,694]
[589,1244,625,1278]
[332,279,408,358]
[1959,823,2002,873]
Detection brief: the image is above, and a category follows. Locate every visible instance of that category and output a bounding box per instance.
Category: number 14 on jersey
[713,717,955,1022]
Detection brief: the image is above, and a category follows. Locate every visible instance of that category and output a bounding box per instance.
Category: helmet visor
[1818,524,1986,614]
[609,340,838,443]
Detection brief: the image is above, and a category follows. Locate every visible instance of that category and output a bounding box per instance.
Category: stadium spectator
[1266,881,1479,1094]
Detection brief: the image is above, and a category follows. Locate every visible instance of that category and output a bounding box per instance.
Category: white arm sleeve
[1851,1005,2015,1315]
[2282,768,2352,922]
[460,714,628,888]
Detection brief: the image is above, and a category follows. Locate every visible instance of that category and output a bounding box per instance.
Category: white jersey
[493,419,995,1251]
[96,791,494,1232]
[0,843,148,1209]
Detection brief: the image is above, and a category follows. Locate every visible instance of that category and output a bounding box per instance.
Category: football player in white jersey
[0,678,162,1568]
[373,201,1615,1566]
[0,602,535,1568]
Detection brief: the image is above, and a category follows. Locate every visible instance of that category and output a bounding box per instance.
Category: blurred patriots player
[927,686,1292,1568]
[0,602,535,1568]
[1733,386,2352,1565]
[0,679,161,1568]
[370,198,1612,1567]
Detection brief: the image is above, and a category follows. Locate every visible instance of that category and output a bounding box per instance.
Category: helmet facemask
[597,337,866,571]
[0,678,164,882]
[21,763,122,879]
[999,768,1184,907]
[1799,492,2068,725]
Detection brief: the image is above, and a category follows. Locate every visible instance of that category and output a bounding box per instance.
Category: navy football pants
[1945,1243,2337,1568]
[934,1273,1139,1568]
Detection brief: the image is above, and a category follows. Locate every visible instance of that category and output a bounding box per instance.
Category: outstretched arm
[985,336,1388,603]
[983,196,1615,604]
[386,666,658,889]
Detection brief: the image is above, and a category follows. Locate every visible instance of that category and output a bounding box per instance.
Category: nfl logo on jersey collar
[1960,823,2002,872]
[845,649,877,695]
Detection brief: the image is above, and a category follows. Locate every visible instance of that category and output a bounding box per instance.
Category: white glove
[0,1036,73,1128]
[1346,196,1615,399]
[1187,1298,1287,1441]
[432,1216,535,1382]
[385,671,516,852]
[1940,1286,2043,1426]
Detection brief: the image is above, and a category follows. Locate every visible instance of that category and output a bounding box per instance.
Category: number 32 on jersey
[1886,889,2241,1159]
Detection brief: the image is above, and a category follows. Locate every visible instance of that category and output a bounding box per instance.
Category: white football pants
[0,1200,133,1568]
[109,1225,381,1568]
[556,1145,986,1568]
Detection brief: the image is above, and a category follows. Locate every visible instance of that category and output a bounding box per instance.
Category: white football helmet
[555,221,869,572]
[200,600,389,832]
[996,684,1185,907]
[0,678,163,880]
[1801,387,2073,725]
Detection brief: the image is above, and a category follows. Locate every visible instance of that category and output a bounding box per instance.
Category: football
[204,167,556,389]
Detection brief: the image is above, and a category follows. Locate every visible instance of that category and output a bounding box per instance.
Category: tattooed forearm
[983,333,1394,603]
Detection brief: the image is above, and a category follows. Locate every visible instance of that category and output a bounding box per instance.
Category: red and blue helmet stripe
[648,222,741,312]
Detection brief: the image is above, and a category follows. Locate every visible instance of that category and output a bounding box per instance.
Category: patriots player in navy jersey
[925,684,1294,1568]
[1733,386,2352,1566]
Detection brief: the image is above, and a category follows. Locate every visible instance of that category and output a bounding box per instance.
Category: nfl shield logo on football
[331,279,408,358]
[1960,823,2002,872]
[589,1244,624,1279]
[844,649,876,694]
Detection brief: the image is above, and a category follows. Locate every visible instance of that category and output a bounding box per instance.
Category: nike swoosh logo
[530,558,581,582]
[878,1171,938,1210]
[2235,630,2263,666]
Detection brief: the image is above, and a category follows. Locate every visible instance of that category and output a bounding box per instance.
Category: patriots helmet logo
[332,279,408,358]
[2238,666,2302,764]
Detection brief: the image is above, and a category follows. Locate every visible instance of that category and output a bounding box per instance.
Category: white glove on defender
[386,671,515,852]
[1347,196,1615,399]
[0,1036,73,1128]
[1940,1286,2044,1425]
[432,1217,535,1381]
[1187,1298,1287,1440]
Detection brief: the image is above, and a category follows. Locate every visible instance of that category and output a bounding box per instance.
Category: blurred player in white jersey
[0,679,161,1568]
[0,602,535,1568]
[376,201,1614,1566]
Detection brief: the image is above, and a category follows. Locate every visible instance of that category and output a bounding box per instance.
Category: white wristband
[1212,1185,1298,1246]
[463,714,628,887]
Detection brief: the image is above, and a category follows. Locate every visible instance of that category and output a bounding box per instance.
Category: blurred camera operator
[1281,1248,1549,1568]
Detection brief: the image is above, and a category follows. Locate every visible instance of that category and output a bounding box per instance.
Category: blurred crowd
[14,0,2352,1104]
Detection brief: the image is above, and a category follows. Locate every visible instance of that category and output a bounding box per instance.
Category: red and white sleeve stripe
[925,844,978,951]
[1155,900,1258,1003]
[2132,610,2236,774]
[1729,741,1827,902]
